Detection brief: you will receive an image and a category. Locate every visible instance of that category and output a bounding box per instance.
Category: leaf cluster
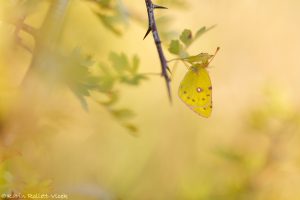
[167,26,216,68]
[247,87,300,134]
[64,49,147,133]
[85,0,129,35]
[168,26,215,58]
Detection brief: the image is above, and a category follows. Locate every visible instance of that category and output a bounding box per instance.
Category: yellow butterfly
[178,48,219,117]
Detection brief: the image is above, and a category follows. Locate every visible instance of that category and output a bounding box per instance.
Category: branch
[22,0,71,84]
[144,0,172,102]
[38,0,71,47]
[20,22,37,37]
[14,34,33,53]
[3,15,37,38]
[2,15,37,53]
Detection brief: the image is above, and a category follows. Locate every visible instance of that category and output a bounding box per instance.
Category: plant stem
[144,0,172,102]
[22,0,71,85]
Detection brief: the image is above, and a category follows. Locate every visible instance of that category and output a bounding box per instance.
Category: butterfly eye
[196,87,203,93]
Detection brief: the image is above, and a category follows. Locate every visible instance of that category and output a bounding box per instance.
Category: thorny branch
[143,0,172,102]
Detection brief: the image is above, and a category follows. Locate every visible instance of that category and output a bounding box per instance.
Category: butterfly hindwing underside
[178,65,212,117]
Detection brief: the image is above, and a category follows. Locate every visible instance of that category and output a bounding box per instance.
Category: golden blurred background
[1,0,300,199]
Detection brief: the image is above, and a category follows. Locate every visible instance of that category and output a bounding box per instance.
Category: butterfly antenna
[208,47,220,65]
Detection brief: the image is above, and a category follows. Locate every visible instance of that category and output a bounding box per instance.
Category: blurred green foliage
[247,86,300,133]
[1,0,300,200]
[87,0,130,35]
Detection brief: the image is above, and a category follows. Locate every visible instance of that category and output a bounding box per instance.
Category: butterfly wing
[188,101,212,118]
[178,66,212,117]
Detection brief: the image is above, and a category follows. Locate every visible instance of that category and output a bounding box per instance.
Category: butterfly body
[178,64,212,117]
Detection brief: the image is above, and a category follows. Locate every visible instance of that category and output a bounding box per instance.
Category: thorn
[143,27,152,40]
[167,66,171,74]
[153,4,168,9]
[161,72,172,103]
[166,79,172,103]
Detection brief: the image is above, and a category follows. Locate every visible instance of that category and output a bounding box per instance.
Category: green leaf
[96,14,122,36]
[214,148,244,163]
[98,63,112,75]
[85,76,100,87]
[168,40,180,55]
[73,83,91,96]
[97,75,115,92]
[120,74,148,85]
[131,55,140,74]
[109,52,130,73]
[97,91,119,107]
[94,0,112,8]
[180,29,193,47]
[72,90,89,111]
[111,109,135,120]
[81,55,95,68]
[195,25,216,40]
[183,53,213,64]
[123,123,139,135]
[168,40,182,55]
[93,0,130,36]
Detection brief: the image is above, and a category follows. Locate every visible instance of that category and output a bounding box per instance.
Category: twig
[4,15,38,38]
[14,35,33,53]
[20,22,37,37]
[144,0,172,102]
[13,16,34,53]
